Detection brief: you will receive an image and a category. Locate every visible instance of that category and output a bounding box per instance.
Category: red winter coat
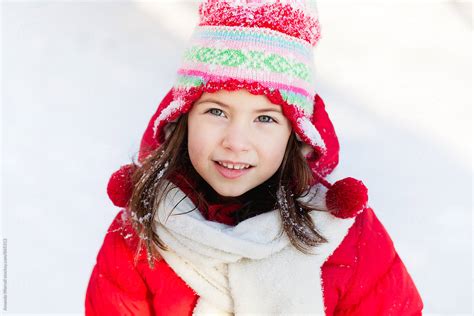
[87,88,423,314]
[85,191,423,315]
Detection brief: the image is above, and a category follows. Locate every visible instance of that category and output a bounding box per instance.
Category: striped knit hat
[107,0,369,219]
[157,0,324,160]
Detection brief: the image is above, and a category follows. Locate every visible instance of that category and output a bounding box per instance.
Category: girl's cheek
[202,119,229,136]
[255,124,287,138]
[191,122,223,145]
[260,126,291,150]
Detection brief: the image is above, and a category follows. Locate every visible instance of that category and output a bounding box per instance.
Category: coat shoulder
[85,209,198,315]
[322,207,423,315]
[85,210,155,315]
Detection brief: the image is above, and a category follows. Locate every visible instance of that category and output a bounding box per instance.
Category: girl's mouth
[214,161,254,179]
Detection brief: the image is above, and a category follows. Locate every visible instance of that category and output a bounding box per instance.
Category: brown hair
[129,113,328,268]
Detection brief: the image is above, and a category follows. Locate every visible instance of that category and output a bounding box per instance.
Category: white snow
[297,116,327,151]
[152,98,185,140]
[1,1,471,315]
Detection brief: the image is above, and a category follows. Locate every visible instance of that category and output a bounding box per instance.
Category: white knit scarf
[152,181,355,315]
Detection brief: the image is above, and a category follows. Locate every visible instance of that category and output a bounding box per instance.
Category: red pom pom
[326,177,368,219]
[107,164,136,207]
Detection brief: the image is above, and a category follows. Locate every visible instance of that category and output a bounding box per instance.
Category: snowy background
[1,0,472,314]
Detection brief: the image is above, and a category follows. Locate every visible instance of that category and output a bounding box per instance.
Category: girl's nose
[221,122,252,152]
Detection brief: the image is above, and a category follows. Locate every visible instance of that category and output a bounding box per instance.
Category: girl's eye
[206,108,225,117]
[205,108,276,123]
[257,115,276,123]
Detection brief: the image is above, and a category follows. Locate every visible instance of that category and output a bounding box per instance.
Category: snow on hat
[107,0,368,219]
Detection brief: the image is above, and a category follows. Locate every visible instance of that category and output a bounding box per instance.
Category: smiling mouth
[213,161,254,179]
[215,161,253,170]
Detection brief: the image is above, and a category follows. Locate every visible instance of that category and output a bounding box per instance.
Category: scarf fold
[152,181,355,315]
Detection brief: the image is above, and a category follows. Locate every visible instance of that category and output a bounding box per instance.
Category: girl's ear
[299,141,314,158]
[291,130,312,160]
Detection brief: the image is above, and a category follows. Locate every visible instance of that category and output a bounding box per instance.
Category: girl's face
[187,89,292,197]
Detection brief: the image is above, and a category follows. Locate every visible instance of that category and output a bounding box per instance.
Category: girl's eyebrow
[196,99,283,114]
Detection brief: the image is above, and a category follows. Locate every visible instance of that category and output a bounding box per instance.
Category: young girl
[85,0,423,315]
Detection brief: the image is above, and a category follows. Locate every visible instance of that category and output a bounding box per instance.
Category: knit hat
[107,0,368,219]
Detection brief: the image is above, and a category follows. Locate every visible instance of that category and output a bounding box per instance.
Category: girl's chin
[213,187,247,198]
[208,181,253,199]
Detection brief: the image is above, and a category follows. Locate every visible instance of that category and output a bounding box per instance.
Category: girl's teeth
[218,161,250,170]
